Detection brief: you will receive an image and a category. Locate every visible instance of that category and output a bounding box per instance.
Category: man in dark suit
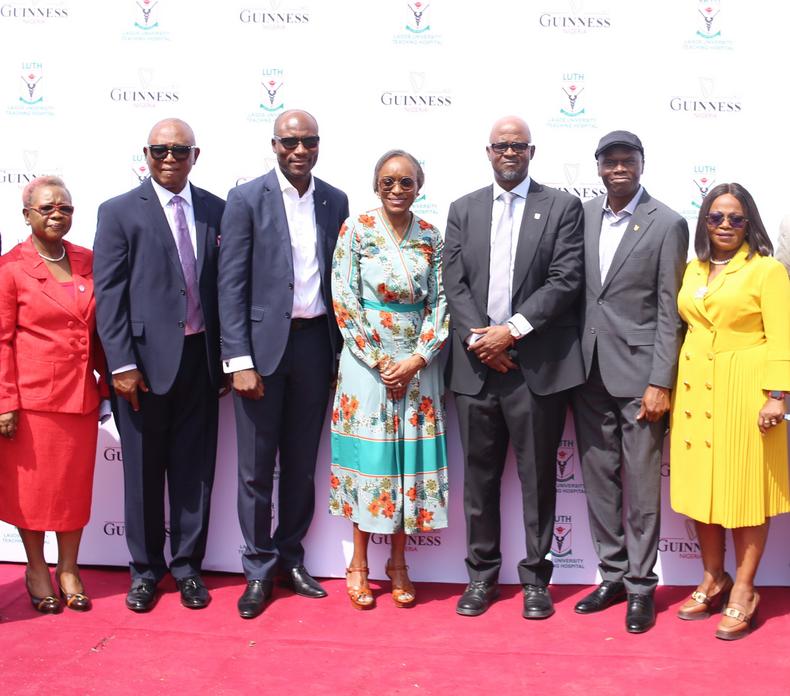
[443,115,585,619]
[571,131,688,633]
[218,109,349,619]
[93,118,225,612]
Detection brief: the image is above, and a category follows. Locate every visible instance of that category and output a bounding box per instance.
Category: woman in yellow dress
[670,183,790,640]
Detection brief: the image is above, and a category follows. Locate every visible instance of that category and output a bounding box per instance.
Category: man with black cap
[571,130,688,633]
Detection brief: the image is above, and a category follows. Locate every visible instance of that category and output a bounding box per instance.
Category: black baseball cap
[594,130,644,159]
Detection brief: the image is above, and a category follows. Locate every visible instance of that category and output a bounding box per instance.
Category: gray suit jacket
[443,180,585,397]
[579,189,689,398]
[217,169,349,376]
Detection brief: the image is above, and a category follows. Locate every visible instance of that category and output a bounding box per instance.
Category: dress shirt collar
[492,176,531,201]
[150,177,193,208]
[603,185,643,219]
[274,165,315,199]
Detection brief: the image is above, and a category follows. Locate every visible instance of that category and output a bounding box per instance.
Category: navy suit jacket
[93,178,225,394]
[218,169,349,376]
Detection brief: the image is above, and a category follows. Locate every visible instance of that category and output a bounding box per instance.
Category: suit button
[81,353,87,361]
[684,410,692,417]
[67,321,75,329]
[707,352,714,360]
[285,312,291,319]
[705,382,712,390]
[683,381,690,389]
[589,328,596,334]
[684,439,692,448]
[288,283,294,290]
[685,353,691,360]
[180,288,186,295]
[79,337,87,345]
[705,411,712,418]
[705,440,712,448]
[178,320,185,328]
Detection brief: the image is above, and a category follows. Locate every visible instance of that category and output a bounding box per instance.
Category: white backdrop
[1,0,790,585]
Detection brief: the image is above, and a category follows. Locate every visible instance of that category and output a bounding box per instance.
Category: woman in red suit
[0,176,107,613]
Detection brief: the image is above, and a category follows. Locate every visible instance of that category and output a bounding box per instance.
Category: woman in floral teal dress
[329,150,449,609]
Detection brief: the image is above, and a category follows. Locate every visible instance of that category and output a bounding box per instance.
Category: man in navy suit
[93,118,225,612]
[218,109,349,618]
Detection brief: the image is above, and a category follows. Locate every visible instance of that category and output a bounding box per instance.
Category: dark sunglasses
[489,141,532,153]
[27,204,75,216]
[146,144,196,160]
[274,135,320,150]
[378,176,416,192]
[705,212,748,229]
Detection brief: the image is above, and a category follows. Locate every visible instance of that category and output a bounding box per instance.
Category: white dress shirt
[599,186,643,282]
[113,179,198,375]
[223,168,324,374]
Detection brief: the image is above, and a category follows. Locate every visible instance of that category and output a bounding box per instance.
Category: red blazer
[0,237,107,414]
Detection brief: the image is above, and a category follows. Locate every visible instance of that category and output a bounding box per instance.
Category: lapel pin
[633,224,640,232]
[534,213,541,220]
[78,284,86,293]
[322,200,327,206]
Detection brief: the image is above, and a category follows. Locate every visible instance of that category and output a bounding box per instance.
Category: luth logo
[556,440,576,483]
[538,0,611,33]
[696,1,720,38]
[551,516,572,557]
[692,165,716,207]
[19,63,43,105]
[248,70,286,124]
[669,77,741,117]
[135,0,158,29]
[548,73,596,129]
[380,73,452,112]
[109,68,180,106]
[131,153,149,185]
[371,532,442,549]
[658,519,701,558]
[239,1,311,27]
[406,2,430,33]
[0,3,69,22]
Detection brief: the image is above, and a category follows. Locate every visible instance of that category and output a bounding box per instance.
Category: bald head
[148,117,196,145]
[273,109,318,136]
[486,115,535,190]
[144,117,199,193]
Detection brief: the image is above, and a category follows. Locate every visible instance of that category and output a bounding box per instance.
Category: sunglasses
[489,141,532,153]
[379,176,416,192]
[27,204,75,216]
[705,212,748,229]
[146,144,196,161]
[273,135,320,150]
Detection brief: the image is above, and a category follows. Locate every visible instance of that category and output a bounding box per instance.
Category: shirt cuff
[223,355,255,373]
[112,364,137,375]
[99,399,113,424]
[508,313,533,339]
[466,333,480,346]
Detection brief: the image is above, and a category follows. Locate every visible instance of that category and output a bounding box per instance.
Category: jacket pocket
[250,306,265,322]
[18,358,54,400]
[625,329,655,346]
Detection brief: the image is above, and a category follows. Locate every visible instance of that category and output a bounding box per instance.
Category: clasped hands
[0,410,18,439]
[468,325,516,373]
[378,355,426,401]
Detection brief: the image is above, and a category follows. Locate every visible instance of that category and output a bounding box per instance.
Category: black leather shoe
[238,580,273,619]
[177,576,211,609]
[626,593,656,633]
[126,580,157,613]
[522,584,555,619]
[574,581,627,614]
[281,566,327,598]
[456,581,499,617]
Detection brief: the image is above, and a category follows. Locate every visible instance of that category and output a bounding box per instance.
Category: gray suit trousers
[572,353,664,594]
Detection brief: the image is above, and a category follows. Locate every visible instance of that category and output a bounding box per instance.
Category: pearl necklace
[709,257,732,266]
[37,246,66,262]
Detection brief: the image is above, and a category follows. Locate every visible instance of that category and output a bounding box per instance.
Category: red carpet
[1,562,789,695]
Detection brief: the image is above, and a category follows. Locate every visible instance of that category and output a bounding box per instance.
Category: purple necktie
[171,195,204,332]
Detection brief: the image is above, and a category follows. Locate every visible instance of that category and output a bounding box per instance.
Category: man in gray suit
[443,115,585,619]
[572,130,688,633]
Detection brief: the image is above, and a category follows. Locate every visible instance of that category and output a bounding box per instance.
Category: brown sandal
[715,592,760,641]
[677,572,733,621]
[385,559,416,608]
[345,566,374,610]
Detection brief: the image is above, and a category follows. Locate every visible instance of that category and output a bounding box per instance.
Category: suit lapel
[191,184,208,281]
[140,180,185,283]
[20,238,84,322]
[512,181,550,295]
[601,191,654,293]
[262,172,294,276]
[313,178,330,282]
[65,242,94,321]
[469,187,494,308]
[585,202,604,292]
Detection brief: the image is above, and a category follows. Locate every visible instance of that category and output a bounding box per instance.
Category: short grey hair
[22,176,70,207]
[372,150,425,192]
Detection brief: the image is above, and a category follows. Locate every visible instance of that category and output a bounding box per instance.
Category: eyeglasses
[273,135,320,150]
[705,212,748,229]
[27,204,75,216]
[378,176,416,192]
[146,144,196,161]
[489,142,532,153]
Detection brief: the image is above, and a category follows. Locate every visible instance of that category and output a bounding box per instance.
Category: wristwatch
[768,390,786,400]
